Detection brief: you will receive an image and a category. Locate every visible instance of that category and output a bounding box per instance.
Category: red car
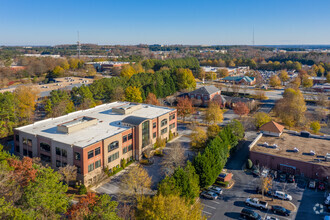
[318,182,326,191]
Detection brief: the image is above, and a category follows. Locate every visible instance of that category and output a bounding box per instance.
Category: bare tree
[58,165,77,186]
[231,84,240,96]
[120,165,152,202]
[117,202,136,220]
[161,142,186,176]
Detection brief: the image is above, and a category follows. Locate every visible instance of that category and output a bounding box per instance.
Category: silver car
[208,186,223,195]
[201,191,218,200]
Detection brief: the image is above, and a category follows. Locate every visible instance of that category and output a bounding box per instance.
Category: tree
[176,68,196,91]
[259,176,272,198]
[125,86,142,103]
[327,72,330,83]
[8,157,38,188]
[310,121,321,134]
[85,64,96,77]
[58,165,77,186]
[279,70,289,85]
[145,92,159,105]
[154,137,166,149]
[205,102,223,124]
[136,194,205,220]
[190,126,207,149]
[121,65,136,78]
[216,68,229,78]
[176,97,194,122]
[161,142,186,176]
[52,66,65,77]
[78,184,87,195]
[233,102,250,118]
[254,112,271,129]
[275,88,306,127]
[14,85,39,122]
[120,165,151,201]
[21,167,69,219]
[302,76,313,88]
[111,86,125,102]
[269,75,281,87]
[290,77,301,90]
[227,119,245,140]
[207,124,221,138]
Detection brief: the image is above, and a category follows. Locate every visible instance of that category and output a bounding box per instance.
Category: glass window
[28,151,32,157]
[75,152,81,161]
[204,96,208,100]
[56,147,61,155]
[95,160,101,169]
[128,144,133,151]
[170,123,175,129]
[169,114,176,121]
[123,147,127,154]
[40,143,51,152]
[61,149,67,158]
[142,121,150,148]
[77,166,81,174]
[123,135,128,143]
[153,132,156,138]
[88,150,94,159]
[161,119,167,127]
[128,133,133,140]
[108,152,119,163]
[95,147,100,156]
[108,141,119,152]
[161,128,167,135]
[15,135,19,141]
[56,160,61,167]
[153,122,156,129]
[27,139,32,147]
[15,145,20,152]
[88,163,94,172]
[40,154,51,162]
[23,149,27,156]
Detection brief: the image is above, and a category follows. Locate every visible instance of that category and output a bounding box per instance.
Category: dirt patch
[250,194,296,211]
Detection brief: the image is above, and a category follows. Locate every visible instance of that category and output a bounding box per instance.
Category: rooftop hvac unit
[326,153,330,162]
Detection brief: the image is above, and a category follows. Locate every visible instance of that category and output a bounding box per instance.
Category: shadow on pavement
[225,141,251,170]
[233,201,246,208]
[224,212,241,219]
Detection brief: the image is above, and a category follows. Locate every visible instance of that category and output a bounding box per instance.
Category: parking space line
[202,210,212,215]
[210,200,221,205]
[203,204,216,209]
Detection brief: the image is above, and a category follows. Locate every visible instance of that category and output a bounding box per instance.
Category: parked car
[287,175,295,183]
[240,208,262,220]
[256,187,273,196]
[274,191,292,201]
[208,185,223,195]
[271,205,291,216]
[279,173,286,182]
[309,180,316,189]
[318,182,326,191]
[269,170,277,179]
[265,216,279,220]
[261,169,269,178]
[245,198,268,210]
[252,169,260,177]
[201,191,218,200]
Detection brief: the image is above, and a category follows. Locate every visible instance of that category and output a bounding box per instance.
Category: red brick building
[14,102,177,186]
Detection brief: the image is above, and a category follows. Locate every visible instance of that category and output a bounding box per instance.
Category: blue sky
[0,0,330,45]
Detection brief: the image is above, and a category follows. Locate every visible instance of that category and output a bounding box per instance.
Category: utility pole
[77,31,81,59]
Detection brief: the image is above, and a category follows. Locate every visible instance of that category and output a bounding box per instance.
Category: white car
[201,191,218,200]
[261,169,269,178]
[274,191,292,201]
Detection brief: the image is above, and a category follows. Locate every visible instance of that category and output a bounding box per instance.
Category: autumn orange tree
[7,157,38,187]
[233,102,250,118]
[145,92,159,105]
[176,97,194,122]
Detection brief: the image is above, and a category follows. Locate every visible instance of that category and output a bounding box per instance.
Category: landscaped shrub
[246,159,253,169]
[78,184,87,195]
[121,158,127,169]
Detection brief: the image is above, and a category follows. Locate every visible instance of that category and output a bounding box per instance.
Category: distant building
[24,54,61,58]
[311,83,330,93]
[14,102,177,186]
[86,61,131,72]
[259,121,285,137]
[309,76,327,84]
[188,85,222,106]
[222,76,256,85]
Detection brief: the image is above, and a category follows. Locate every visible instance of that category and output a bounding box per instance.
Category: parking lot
[200,140,329,220]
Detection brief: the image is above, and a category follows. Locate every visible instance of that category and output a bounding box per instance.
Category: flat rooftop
[252,133,330,166]
[16,102,174,148]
